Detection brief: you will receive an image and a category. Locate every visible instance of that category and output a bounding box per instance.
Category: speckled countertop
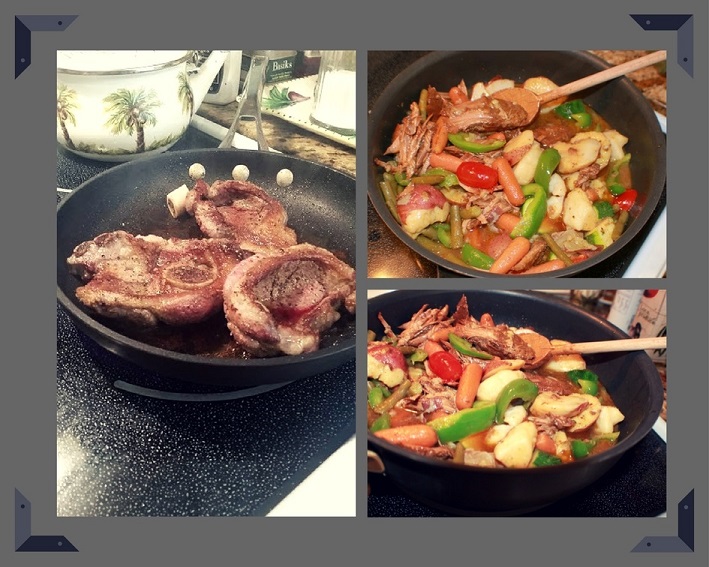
[197,104,356,177]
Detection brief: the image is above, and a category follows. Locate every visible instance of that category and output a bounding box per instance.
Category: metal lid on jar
[57,50,193,75]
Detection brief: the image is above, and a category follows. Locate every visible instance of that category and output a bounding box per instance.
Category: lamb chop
[222,243,356,356]
[67,230,252,326]
[184,178,298,249]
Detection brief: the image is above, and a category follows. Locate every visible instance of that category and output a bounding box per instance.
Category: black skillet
[57,148,356,389]
[368,51,666,277]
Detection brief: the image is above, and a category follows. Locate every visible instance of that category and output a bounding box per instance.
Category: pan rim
[366,289,664,474]
[57,148,356,379]
[367,50,667,278]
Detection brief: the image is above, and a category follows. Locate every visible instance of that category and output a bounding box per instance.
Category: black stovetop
[56,129,355,516]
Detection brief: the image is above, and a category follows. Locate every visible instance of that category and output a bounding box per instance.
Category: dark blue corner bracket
[632,490,694,553]
[15,489,78,552]
[631,13,693,76]
[15,15,78,78]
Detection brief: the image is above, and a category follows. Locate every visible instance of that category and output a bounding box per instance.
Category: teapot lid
[57,50,193,74]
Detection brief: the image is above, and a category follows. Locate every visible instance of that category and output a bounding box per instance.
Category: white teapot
[57,50,227,162]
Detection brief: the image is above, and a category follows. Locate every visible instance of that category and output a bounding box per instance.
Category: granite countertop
[197,104,356,177]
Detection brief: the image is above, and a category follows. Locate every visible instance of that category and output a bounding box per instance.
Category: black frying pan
[57,148,356,389]
[367,290,664,515]
[368,51,666,277]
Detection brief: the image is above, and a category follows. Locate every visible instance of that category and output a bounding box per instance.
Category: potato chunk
[494,421,537,468]
[553,138,602,174]
[530,391,602,432]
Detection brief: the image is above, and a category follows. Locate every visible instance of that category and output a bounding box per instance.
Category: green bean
[449,204,464,249]
[373,379,411,414]
[416,235,468,267]
[419,226,439,241]
[379,180,401,223]
[541,233,573,266]
[410,174,446,185]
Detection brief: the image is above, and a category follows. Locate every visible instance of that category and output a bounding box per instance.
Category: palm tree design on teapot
[56,85,78,150]
[103,89,162,153]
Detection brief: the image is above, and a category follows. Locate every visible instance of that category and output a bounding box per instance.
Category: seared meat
[533,120,578,146]
[525,372,580,396]
[222,243,356,356]
[67,230,252,326]
[446,96,529,133]
[452,319,536,362]
[512,237,550,272]
[185,178,298,249]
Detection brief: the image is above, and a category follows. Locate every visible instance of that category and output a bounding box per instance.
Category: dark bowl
[367,51,666,277]
[367,290,664,515]
[57,148,356,391]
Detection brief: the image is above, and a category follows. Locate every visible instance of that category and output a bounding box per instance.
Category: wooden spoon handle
[555,336,667,355]
[538,50,667,104]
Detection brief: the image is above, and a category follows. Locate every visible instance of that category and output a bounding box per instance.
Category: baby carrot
[449,86,468,105]
[374,424,439,448]
[496,212,521,233]
[456,362,484,410]
[521,259,567,274]
[489,236,531,274]
[429,151,463,173]
[480,313,495,327]
[492,156,526,207]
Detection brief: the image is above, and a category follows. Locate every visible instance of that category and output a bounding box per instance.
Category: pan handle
[368,450,386,474]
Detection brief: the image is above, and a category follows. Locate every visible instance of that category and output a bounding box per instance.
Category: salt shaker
[309,50,356,136]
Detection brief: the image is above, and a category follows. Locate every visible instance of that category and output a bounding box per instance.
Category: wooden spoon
[520,332,667,369]
[491,50,667,128]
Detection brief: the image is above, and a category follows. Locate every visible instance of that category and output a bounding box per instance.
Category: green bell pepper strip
[509,183,547,239]
[571,439,595,459]
[370,412,391,432]
[554,99,586,119]
[436,224,452,248]
[368,386,388,408]
[577,379,599,396]
[461,243,495,270]
[567,369,600,396]
[393,172,409,186]
[532,450,562,467]
[608,183,627,196]
[408,349,428,364]
[428,401,496,444]
[571,112,592,128]
[494,378,539,424]
[593,200,615,219]
[425,167,459,188]
[533,148,561,193]
[448,332,493,359]
[447,132,506,153]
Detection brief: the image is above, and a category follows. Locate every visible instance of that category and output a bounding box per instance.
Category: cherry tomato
[428,350,463,383]
[613,188,638,211]
[456,161,499,190]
